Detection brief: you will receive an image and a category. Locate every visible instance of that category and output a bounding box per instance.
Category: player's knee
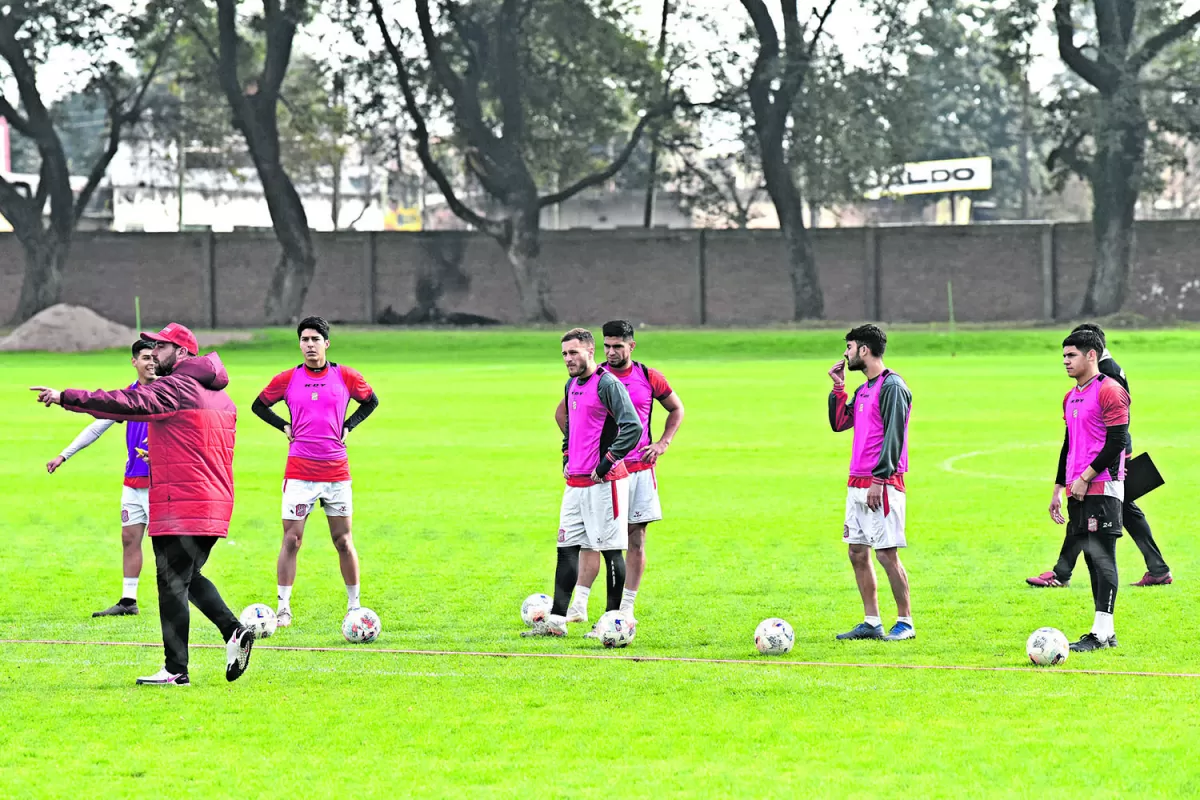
[283,532,303,552]
[121,527,143,548]
[332,533,355,555]
[627,527,646,553]
[848,545,871,565]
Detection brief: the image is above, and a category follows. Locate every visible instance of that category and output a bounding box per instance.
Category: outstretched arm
[49,379,182,422]
[48,418,116,473]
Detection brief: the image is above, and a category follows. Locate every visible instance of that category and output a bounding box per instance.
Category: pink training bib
[284,365,351,463]
[848,370,909,478]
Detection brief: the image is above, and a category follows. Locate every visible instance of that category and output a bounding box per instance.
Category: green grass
[2,328,1199,798]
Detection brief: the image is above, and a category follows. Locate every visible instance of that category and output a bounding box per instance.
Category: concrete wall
[2,221,1198,327]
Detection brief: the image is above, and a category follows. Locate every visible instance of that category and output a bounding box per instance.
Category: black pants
[152,535,240,674]
[1053,500,1169,582]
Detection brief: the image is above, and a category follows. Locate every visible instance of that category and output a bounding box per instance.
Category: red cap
[140,322,199,355]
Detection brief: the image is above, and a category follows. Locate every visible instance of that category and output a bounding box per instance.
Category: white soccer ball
[342,607,381,643]
[521,593,552,627]
[1026,627,1069,666]
[595,610,636,648]
[754,618,795,655]
[239,603,277,639]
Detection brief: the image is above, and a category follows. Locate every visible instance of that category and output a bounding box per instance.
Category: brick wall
[2,221,1197,327]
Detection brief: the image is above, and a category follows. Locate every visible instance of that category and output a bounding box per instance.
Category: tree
[0,1,176,323]
[737,0,838,320]
[1051,0,1200,315]
[367,0,665,322]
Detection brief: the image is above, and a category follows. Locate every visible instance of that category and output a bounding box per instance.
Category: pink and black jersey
[829,370,912,490]
[1062,374,1129,492]
[562,367,642,487]
[607,361,672,472]
[257,363,374,482]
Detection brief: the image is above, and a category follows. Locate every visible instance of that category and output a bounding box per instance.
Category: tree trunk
[11,232,68,324]
[1082,84,1146,316]
[504,205,556,323]
[779,201,823,321]
[258,165,318,325]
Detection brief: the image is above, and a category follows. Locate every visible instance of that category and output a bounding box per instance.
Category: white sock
[620,588,638,613]
[122,577,139,601]
[569,585,590,611]
[897,616,913,628]
[865,615,882,628]
[1093,611,1114,640]
[346,584,361,610]
[277,585,293,609]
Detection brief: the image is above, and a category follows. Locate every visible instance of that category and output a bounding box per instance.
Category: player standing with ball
[828,325,915,642]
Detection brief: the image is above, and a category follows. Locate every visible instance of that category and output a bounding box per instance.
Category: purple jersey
[125,382,150,484]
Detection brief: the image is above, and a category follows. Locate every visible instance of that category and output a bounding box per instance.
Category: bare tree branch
[368,0,504,236]
[1131,9,1200,72]
[0,94,34,136]
[538,104,670,207]
[806,0,838,59]
[1054,0,1113,91]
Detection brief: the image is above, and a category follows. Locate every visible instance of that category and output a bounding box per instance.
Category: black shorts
[1067,495,1123,538]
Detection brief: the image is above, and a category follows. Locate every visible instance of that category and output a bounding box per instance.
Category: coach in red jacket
[32,323,254,686]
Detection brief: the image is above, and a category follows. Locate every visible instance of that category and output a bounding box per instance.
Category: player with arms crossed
[524,328,643,638]
[828,325,915,642]
[1049,329,1131,652]
[47,340,156,617]
[1027,322,1172,588]
[252,316,380,628]
[557,320,684,632]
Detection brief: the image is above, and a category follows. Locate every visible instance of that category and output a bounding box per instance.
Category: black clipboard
[1125,453,1165,503]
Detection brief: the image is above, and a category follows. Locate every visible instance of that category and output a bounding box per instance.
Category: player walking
[33,323,254,686]
[46,340,156,617]
[828,325,915,641]
[559,320,684,632]
[252,316,379,628]
[524,328,642,638]
[1027,322,1171,588]
[1048,329,1131,652]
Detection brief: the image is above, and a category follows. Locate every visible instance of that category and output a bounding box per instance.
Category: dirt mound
[0,304,255,352]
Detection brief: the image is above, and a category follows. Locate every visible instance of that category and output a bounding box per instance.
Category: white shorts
[627,468,663,526]
[843,485,907,549]
[120,486,149,527]
[558,478,629,551]
[282,480,353,520]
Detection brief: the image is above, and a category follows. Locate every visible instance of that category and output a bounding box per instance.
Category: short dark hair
[601,320,635,341]
[1063,329,1104,357]
[561,327,594,346]
[297,316,330,341]
[1071,322,1106,348]
[132,340,153,357]
[846,324,887,357]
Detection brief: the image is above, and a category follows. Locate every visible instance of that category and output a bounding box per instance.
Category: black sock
[602,550,626,612]
[119,597,137,607]
[552,546,581,617]
[1084,533,1119,614]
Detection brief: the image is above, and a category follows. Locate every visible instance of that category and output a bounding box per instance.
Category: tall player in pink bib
[828,325,915,641]
[523,328,643,638]
[557,320,684,632]
[1049,329,1130,652]
[252,317,380,628]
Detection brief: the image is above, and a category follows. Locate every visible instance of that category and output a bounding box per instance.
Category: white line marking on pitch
[940,442,1058,482]
[2,639,1197,680]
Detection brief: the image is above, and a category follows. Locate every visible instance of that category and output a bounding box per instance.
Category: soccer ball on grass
[1026,627,1069,666]
[754,618,794,655]
[239,603,277,639]
[342,607,382,643]
[595,610,636,648]
[521,593,552,627]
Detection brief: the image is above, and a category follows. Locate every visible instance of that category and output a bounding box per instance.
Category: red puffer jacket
[62,353,236,537]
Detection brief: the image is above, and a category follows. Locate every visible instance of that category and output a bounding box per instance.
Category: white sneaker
[225,626,255,683]
[583,623,601,640]
[565,608,588,624]
[520,617,568,637]
[136,668,189,686]
[276,608,292,628]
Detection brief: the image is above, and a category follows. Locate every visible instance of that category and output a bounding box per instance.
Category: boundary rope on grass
[2,638,1198,679]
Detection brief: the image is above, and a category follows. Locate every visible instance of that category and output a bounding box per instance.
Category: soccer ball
[342,607,381,643]
[1026,627,1069,666]
[239,603,277,639]
[595,610,636,648]
[521,593,552,627]
[754,618,795,655]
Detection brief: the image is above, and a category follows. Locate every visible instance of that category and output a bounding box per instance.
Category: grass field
[2,328,1199,798]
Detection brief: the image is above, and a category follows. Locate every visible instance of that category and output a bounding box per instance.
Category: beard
[846,355,865,371]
